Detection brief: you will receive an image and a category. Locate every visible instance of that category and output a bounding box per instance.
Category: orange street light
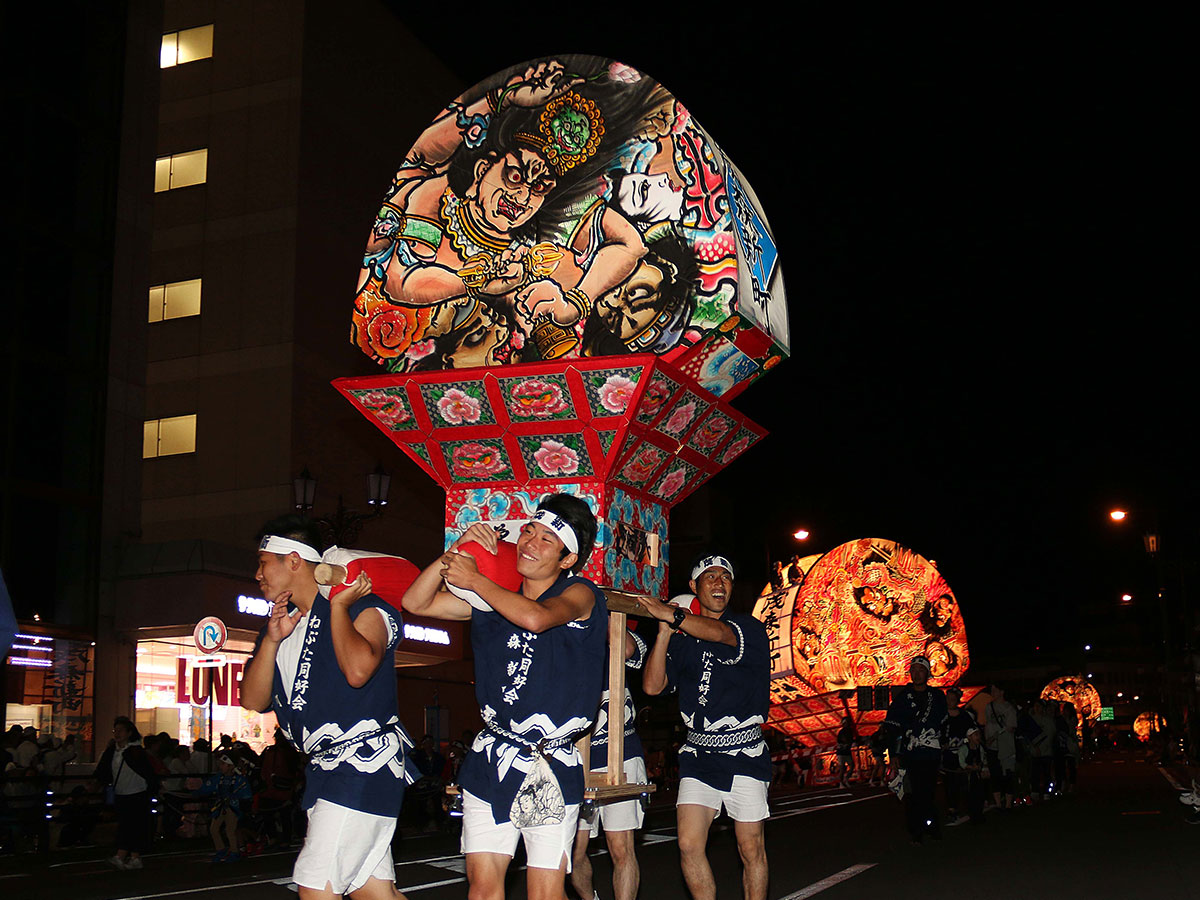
[1109,509,1128,522]
[1121,593,1133,603]
[793,529,810,541]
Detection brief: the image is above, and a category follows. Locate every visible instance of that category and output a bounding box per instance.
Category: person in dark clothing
[93,716,157,870]
[882,655,948,843]
[941,686,976,823]
[835,717,857,787]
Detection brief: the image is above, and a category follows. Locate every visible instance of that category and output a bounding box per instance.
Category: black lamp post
[295,465,391,547]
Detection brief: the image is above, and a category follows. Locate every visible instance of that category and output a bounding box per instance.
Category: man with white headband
[240,515,414,899]
[642,555,770,900]
[881,654,948,843]
[402,493,607,900]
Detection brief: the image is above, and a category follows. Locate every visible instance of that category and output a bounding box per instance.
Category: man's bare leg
[676,804,717,900]
[733,820,767,900]
[526,853,571,900]
[467,852,512,900]
[570,829,595,899]
[605,829,639,900]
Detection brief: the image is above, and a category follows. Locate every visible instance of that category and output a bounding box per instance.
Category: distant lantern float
[1040,675,1102,724]
[1133,711,1165,743]
[754,538,969,705]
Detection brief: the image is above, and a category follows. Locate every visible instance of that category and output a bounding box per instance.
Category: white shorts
[294,799,396,894]
[461,789,580,870]
[578,757,648,838]
[678,775,769,822]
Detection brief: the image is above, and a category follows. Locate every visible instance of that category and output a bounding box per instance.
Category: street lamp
[793,529,810,541]
[294,465,391,546]
[294,466,317,511]
[1121,593,1133,604]
[1109,509,1128,522]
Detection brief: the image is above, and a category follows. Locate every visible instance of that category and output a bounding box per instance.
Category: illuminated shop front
[130,591,467,756]
[5,630,97,758]
[134,631,276,754]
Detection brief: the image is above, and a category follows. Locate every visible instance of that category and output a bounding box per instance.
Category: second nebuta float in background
[338,55,788,597]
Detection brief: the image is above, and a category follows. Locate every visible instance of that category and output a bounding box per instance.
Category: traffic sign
[194,616,227,654]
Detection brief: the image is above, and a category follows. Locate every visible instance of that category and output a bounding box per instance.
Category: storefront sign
[176,657,243,707]
[237,595,271,617]
[1100,706,1114,722]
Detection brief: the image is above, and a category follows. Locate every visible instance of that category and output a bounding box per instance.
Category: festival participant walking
[572,629,649,900]
[403,494,606,900]
[94,716,156,871]
[882,655,948,843]
[240,515,414,900]
[642,555,770,900]
[984,684,1018,810]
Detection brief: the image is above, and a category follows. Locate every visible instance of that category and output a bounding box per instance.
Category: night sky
[391,10,1192,668]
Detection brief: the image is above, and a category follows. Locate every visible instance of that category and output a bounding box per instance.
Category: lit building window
[160,25,214,68]
[154,149,208,193]
[148,278,202,322]
[143,415,197,459]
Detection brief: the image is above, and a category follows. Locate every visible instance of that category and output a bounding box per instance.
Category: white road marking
[1158,768,1186,791]
[770,794,889,820]
[779,863,877,899]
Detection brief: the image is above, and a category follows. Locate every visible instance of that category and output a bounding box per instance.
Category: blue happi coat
[666,611,771,789]
[459,574,607,824]
[589,629,647,768]
[265,592,414,817]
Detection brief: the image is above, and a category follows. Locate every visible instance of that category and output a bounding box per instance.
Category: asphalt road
[5,753,1199,900]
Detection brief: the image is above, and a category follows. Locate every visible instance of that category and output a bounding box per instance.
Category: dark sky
[391,10,1192,668]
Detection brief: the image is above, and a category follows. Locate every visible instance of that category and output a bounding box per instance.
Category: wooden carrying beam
[582,596,657,804]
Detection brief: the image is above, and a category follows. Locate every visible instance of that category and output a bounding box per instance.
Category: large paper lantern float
[1133,712,1166,743]
[752,538,972,757]
[333,55,787,801]
[1039,675,1102,726]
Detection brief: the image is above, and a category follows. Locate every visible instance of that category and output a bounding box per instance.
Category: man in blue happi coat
[643,555,770,900]
[403,493,607,900]
[241,515,414,899]
[881,654,948,843]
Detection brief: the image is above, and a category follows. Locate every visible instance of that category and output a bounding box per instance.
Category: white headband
[691,555,734,581]
[259,535,322,563]
[530,509,579,555]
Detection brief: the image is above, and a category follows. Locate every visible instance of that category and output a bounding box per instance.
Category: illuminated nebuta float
[1040,675,1102,724]
[334,54,787,595]
[753,538,971,748]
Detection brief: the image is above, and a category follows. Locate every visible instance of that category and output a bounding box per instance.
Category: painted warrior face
[444,304,511,369]
[595,259,668,341]
[471,149,556,234]
[548,107,591,154]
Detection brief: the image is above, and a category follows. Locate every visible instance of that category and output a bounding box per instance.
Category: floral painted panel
[650,458,699,502]
[686,409,736,457]
[718,427,758,466]
[420,380,496,427]
[582,367,642,418]
[618,444,667,487]
[499,373,575,421]
[656,392,707,439]
[517,433,595,479]
[634,372,679,425]
[440,438,511,482]
[349,387,418,431]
